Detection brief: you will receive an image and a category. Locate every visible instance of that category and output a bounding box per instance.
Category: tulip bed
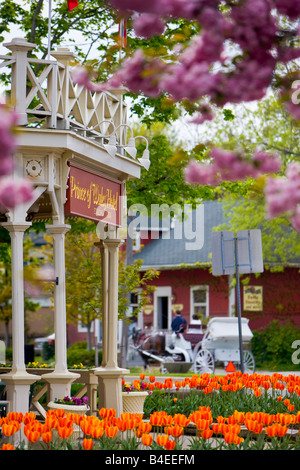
[1,371,300,450]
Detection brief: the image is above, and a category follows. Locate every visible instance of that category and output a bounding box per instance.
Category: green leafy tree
[0,0,196,125]
[62,225,158,351]
[205,94,300,264]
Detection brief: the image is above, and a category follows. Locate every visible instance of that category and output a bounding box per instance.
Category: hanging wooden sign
[243,286,263,311]
[64,163,122,226]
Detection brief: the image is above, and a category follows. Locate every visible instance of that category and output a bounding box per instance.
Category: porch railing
[0,368,98,419]
[0,37,128,144]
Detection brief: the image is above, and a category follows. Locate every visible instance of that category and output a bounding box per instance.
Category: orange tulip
[80,420,93,436]
[253,388,262,397]
[162,414,174,426]
[105,426,118,438]
[277,425,288,437]
[278,414,293,426]
[232,411,245,425]
[149,376,155,383]
[1,443,14,450]
[142,433,153,447]
[150,414,163,427]
[156,434,169,447]
[117,420,128,432]
[138,421,152,434]
[245,420,263,434]
[224,432,243,445]
[265,425,276,438]
[227,424,241,435]
[57,426,74,439]
[91,426,104,439]
[7,412,23,423]
[165,438,176,450]
[1,422,21,437]
[41,431,52,444]
[196,419,210,432]
[216,416,226,424]
[22,413,36,427]
[201,428,213,439]
[212,423,227,434]
[52,408,66,418]
[173,414,190,427]
[83,438,93,450]
[98,408,108,419]
[140,373,145,380]
[25,429,41,443]
[165,424,184,438]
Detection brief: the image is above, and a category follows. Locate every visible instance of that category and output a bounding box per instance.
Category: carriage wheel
[242,350,255,373]
[194,349,215,375]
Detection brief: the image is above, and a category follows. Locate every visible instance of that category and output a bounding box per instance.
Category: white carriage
[135,316,255,375]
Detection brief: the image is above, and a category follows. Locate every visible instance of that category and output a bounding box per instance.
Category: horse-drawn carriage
[133,317,255,374]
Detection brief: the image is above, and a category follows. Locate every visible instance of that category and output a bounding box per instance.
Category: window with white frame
[190,286,209,322]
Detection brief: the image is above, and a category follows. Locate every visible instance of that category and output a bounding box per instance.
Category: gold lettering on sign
[69,176,119,212]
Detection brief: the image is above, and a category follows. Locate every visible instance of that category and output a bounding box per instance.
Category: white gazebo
[0,38,148,416]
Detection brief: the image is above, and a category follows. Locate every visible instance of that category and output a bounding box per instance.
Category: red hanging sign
[64,164,122,226]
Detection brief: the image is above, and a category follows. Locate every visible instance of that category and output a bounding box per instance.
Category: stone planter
[47,401,89,415]
[122,392,148,415]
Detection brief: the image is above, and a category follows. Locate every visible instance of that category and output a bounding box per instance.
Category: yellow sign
[171,304,184,313]
[144,306,153,316]
[243,286,263,311]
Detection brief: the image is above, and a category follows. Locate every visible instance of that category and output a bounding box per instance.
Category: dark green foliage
[67,342,102,368]
[42,340,55,361]
[251,320,300,370]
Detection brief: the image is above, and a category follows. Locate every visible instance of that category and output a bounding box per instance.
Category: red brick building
[131,201,300,332]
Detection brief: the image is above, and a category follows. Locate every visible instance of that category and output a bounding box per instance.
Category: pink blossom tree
[0,103,33,210]
[71,0,300,229]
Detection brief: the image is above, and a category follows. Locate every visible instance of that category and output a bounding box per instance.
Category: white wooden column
[0,222,38,414]
[42,224,79,400]
[4,38,36,126]
[94,237,129,417]
[97,241,108,367]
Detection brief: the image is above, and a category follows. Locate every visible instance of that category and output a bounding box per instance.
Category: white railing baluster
[1,38,127,140]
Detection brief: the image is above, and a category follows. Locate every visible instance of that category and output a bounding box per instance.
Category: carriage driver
[171,310,187,336]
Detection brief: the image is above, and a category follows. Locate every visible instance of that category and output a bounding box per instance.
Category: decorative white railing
[0,38,127,143]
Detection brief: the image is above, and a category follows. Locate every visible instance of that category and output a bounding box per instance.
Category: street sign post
[211,230,263,373]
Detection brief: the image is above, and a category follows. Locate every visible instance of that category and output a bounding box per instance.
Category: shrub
[252,320,300,370]
[67,347,102,368]
[67,341,88,351]
[42,341,55,361]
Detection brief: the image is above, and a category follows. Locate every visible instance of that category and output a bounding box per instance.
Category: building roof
[132,200,224,269]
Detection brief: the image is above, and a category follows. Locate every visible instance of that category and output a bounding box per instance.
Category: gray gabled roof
[132,200,224,269]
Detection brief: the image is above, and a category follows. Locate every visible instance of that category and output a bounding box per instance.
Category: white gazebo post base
[41,370,80,403]
[94,367,129,416]
[0,371,38,416]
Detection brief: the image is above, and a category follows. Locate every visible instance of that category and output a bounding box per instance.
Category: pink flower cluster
[185,148,281,186]
[103,0,300,115]
[0,103,33,209]
[265,163,300,231]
